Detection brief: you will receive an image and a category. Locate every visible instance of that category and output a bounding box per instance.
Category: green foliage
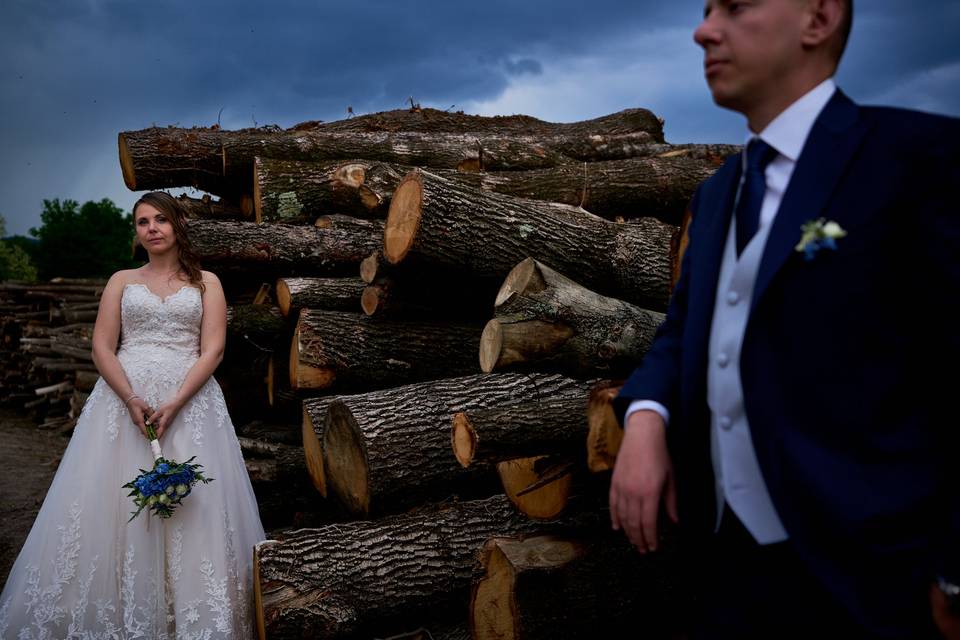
[0,213,39,282]
[29,198,139,280]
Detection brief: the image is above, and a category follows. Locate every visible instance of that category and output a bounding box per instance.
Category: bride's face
[134,203,178,256]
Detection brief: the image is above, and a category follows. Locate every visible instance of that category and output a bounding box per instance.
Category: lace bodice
[116,284,205,415]
[119,283,202,357]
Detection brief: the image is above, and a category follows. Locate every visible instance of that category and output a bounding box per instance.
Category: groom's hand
[609,410,678,553]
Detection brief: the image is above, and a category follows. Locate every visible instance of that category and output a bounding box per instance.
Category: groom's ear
[800,0,849,65]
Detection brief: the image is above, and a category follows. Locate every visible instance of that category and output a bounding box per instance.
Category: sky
[1,0,958,236]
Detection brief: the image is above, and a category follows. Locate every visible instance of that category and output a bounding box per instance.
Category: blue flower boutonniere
[795,218,847,261]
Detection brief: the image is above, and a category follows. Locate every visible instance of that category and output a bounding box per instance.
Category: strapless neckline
[124,282,199,304]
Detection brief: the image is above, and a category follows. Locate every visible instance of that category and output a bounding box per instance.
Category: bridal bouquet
[123,421,213,521]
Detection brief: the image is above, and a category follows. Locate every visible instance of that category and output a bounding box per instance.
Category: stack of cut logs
[116,107,736,639]
[0,279,105,432]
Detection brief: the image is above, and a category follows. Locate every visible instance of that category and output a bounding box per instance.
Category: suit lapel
[686,155,741,374]
[750,91,869,313]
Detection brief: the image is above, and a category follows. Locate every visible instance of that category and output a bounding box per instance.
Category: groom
[610,0,960,637]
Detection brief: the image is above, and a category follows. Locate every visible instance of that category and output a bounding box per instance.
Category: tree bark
[586,382,624,473]
[254,493,603,640]
[118,127,230,192]
[479,259,664,377]
[320,373,594,516]
[238,436,331,531]
[120,109,665,196]
[274,276,365,317]
[309,106,663,138]
[289,309,483,392]
[176,193,251,220]
[186,218,382,274]
[452,394,593,468]
[440,145,736,225]
[360,275,498,322]
[254,157,406,223]
[470,534,686,640]
[251,145,734,227]
[384,170,677,311]
[225,304,286,349]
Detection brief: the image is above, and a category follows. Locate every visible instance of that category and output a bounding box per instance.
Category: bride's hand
[148,400,183,439]
[126,397,152,438]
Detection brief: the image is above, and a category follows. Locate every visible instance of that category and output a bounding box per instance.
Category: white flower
[821,221,847,239]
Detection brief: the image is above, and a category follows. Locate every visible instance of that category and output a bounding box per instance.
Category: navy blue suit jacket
[616,91,960,629]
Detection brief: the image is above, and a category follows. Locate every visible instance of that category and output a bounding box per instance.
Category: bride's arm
[149,271,227,437]
[92,272,152,436]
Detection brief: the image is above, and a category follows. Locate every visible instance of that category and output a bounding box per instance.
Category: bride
[0,192,266,639]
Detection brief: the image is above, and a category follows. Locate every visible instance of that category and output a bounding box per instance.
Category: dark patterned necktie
[735,138,778,256]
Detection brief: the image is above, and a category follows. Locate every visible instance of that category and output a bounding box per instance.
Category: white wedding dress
[0,283,266,639]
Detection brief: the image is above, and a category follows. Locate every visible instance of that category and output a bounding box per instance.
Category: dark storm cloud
[0,0,957,235]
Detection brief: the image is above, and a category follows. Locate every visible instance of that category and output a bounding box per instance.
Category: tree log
[274,276,365,317]
[470,534,686,640]
[238,436,330,531]
[586,383,624,473]
[497,456,574,521]
[254,493,602,639]
[186,218,381,274]
[384,170,676,311]
[319,373,594,516]
[310,106,663,138]
[225,304,286,349]
[74,370,100,393]
[440,145,736,225]
[176,193,250,220]
[480,258,664,377]
[290,309,483,391]
[252,146,733,227]
[120,109,664,196]
[360,275,498,322]
[255,157,406,223]
[452,394,595,468]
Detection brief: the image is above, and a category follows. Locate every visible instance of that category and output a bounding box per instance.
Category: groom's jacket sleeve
[613,187,702,426]
[922,116,960,585]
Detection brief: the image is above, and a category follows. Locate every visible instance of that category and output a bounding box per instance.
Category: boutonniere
[795,218,847,261]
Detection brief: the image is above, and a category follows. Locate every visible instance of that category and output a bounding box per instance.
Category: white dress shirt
[625,78,838,543]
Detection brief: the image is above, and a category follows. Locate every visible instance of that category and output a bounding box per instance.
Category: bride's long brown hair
[132,192,205,293]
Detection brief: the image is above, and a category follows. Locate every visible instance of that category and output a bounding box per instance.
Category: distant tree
[29,199,138,280]
[0,213,39,282]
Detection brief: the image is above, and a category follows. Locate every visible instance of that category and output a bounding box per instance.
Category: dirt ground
[0,408,69,587]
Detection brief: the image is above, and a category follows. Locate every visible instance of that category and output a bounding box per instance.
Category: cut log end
[302,404,327,496]
[451,412,477,468]
[323,401,371,515]
[266,356,276,407]
[360,285,382,316]
[253,158,263,224]
[497,456,572,521]
[586,383,624,472]
[360,251,380,284]
[334,162,367,188]
[118,133,136,190]
[494,257,545,307]
[383,171,424,265]
[254,543,267,640]
[479,319,504,373]
[289,325,335,390]
[275,278,292,317]
[471,540,518,640]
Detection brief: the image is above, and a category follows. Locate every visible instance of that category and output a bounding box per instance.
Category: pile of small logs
[116,106,734,639]
[0,278,104,431]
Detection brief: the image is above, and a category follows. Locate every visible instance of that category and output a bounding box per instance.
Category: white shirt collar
[743,78,837,163]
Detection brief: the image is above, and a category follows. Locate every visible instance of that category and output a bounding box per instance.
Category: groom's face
[694,0,809,114]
